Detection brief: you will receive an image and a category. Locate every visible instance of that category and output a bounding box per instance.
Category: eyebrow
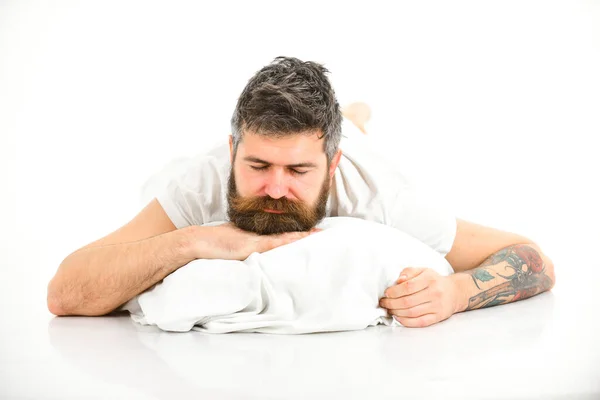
[243,156,318,169]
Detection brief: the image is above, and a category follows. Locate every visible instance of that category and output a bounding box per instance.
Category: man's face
[227,131,340,235]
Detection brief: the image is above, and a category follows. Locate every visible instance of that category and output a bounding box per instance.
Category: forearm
[47,226,198,316]
[450,243,555,312]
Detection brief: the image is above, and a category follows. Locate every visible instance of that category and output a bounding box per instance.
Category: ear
[329,149,342,179]
[229,135,234,164]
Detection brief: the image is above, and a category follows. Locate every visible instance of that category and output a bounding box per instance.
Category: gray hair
[230,57,342,163]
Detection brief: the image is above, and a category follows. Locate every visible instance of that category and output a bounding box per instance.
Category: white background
[1,2,600,399]
[1,0,599,311]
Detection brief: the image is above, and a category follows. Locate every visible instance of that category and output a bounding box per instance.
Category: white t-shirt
[151,119,457,256]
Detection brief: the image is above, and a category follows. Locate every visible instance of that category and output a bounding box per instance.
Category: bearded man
[48,57,555,328]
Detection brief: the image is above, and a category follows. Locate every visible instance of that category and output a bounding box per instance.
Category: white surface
[2,1,600,399]
[1,268,599,399]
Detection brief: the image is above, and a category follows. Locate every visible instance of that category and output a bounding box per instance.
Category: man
[47,57,555,328]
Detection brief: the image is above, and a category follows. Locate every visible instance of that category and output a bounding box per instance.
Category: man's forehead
[238,131,326,163]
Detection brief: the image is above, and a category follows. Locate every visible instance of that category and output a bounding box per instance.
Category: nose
[264,168,289,199]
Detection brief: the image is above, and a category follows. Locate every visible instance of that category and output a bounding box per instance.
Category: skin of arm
[47,226,200,316]
[446,219,556,311]
[48,223,312,317]
[379,219,555,327]
[451,242,555,311]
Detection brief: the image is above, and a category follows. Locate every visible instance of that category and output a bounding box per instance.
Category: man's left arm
[452,242,554,311]
[379,219,556,327]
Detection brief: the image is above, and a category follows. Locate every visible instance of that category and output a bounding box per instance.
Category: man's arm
[445,218,556,309]
[48,198,312,317]
[444,218,543,273]
[47,226,199,316]
[379,219,556,327]
[48,198,183,316]
[451,243,555,311]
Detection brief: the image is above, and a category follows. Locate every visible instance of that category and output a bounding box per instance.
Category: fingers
[397,267,426,283]
[386,302,431,318]
[393,314,438,328]
[385,272,429,299]
[380,287,431,310]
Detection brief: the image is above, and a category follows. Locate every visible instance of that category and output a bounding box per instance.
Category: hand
[379,267,461,328]
[191,223,320,261]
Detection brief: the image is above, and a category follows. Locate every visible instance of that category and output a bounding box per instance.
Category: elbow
[529,243,556,291]
[47,296,67,316]
[46,277,81,316]
[47,279,115,317]
[539,257,556,292]
[47,257,112,316]
[546,260,556,291]
[47,257,77,316]
[47,278,69,316]
[539,249,556,291]
[46,293,112,317]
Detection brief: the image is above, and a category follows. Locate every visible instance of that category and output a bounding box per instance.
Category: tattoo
[466,269,495,290]
[464,244,554,310]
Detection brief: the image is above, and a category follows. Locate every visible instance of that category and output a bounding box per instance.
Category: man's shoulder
[145,142,231,227]
[184,142,231,185]
[143,143,230,201]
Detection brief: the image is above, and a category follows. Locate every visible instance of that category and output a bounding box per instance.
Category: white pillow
[125,217,454,334]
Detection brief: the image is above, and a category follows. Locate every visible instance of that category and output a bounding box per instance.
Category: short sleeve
[389,184,457,257]
[156,169,204,229]
[150,145,230,229]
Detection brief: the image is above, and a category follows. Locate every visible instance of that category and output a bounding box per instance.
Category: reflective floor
[1,251,599,399]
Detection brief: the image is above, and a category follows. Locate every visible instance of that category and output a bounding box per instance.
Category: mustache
[228,195,311,215]
[226,166,330,235]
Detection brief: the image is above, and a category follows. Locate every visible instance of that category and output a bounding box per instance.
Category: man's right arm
[47,197,193,316]
[47,225,199,316]
[47,198,312,316]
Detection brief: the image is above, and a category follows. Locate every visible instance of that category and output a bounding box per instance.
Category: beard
[227,168,331,235]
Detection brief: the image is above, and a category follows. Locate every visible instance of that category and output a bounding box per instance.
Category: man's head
[227,57,343,235]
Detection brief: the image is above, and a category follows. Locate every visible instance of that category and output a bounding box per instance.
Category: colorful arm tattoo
[463,244,554,310]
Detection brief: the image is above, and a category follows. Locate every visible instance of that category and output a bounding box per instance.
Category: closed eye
[250,165,268,171]
[289,168,308,176]
[249,165,308,175]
